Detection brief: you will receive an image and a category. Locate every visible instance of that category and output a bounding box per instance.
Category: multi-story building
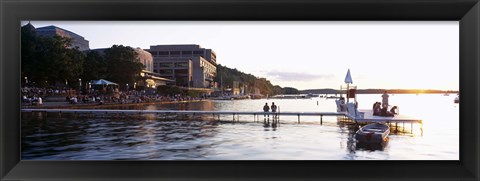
[147,44,217,88]
[35,25,90,51]
[133,48,154,72]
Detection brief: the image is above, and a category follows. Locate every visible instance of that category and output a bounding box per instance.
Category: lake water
[21,94,459,160]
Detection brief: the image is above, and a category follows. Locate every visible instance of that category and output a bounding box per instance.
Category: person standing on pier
[263,103,270,120]
[382,90,389,108]
[271,102,278,121]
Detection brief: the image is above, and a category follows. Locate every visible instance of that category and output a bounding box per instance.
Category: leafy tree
[157,85,183,96]
[214,64,299,96]
[82,51,107,82]
[21,25,84,88]
[283,87,300,94]
[104,45,143,89]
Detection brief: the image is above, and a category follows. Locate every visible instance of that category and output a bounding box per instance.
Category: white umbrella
[344,69,353,84]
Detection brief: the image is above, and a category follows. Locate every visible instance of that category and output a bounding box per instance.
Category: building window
[158,51,169,56]
[193,51,204,55]
[159,70,173,74]
[182,51,192,56]
[159,63,173,67]
[170,51,180,56]
[175,69,188,74]
[175,62,188,67]
[150,51,158,56]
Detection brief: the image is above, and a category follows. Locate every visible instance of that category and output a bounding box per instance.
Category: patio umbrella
[344,69,353,84]
[91,79,118,85]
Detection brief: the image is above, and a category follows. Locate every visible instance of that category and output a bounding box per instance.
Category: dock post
[395,122,398,134]
[420,122,423,136]
[298,114,300,124]
[411,123,413,134]
[403,122,405,133]
[320,115,323,125]
[233,114,235,121]
[254,114,256,122]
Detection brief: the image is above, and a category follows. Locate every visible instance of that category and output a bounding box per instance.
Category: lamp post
[134,82,136,90]
[78,78,82,93]
[24,77,28,86]
[126,84,129,92]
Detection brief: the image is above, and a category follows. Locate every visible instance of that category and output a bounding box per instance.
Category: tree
[21,25,84,88]
[103,45,143,89]
[82,51,107,83]
[157,85,183,96]
[214,64,298,96]
[283,87,300,94]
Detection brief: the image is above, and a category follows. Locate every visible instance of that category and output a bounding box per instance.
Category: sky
[22,21,459,90]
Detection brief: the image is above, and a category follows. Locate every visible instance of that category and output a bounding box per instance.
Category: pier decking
[21,108,423,135]
[21,108,422,124]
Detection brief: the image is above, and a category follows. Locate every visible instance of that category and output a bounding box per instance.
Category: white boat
[355,123,390,144]
[454,95,459,103]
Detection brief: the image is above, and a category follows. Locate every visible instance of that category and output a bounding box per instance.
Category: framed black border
[1,0,479,180]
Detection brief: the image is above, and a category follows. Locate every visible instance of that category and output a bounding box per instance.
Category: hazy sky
[22,21,459,90]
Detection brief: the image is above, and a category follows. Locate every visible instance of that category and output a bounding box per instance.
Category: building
[89,47,172,88]
[35,25,90,51]
[134,48,154,72]
[147,44,217,88]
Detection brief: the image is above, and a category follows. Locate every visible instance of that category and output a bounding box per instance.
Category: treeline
[214,64,299,95]
[21,25,143,90]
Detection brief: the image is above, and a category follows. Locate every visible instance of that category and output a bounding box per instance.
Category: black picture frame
[1,0,478,180]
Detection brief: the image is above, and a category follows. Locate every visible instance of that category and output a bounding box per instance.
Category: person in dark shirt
[263,103,270,120]
[271,102,278,121]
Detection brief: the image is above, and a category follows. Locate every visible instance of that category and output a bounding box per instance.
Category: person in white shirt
[37,97,43,105]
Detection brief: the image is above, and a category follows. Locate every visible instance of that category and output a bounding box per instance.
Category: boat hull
[355,123,390,144]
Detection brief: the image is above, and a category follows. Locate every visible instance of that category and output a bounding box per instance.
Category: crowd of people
[21,86,206,107]
[66,92,203,105]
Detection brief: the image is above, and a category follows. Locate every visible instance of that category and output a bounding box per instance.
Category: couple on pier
[263,102,278,122]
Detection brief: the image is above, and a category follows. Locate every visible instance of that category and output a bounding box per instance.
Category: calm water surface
[22,94,459,160]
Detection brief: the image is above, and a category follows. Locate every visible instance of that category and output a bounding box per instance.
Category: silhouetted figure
[390,106,398,115]
[382,91,389,108]
[271,102,278,123]
[263,102,270,123]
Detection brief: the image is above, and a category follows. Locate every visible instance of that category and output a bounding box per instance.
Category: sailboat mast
[347,83,349,103]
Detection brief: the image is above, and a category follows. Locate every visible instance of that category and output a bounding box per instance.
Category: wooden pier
[21,109,346,124]
[21,108,423,135]
[21,108,422,124]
